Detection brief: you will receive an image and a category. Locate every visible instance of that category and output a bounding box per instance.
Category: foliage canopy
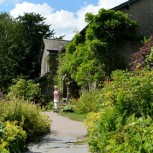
[85,69,153,153]
[0,12,54,91]
[58,9,138,90]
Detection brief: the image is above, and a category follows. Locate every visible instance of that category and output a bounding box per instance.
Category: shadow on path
[25,112,90,153]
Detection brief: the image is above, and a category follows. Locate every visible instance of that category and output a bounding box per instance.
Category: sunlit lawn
[59,111,88,122]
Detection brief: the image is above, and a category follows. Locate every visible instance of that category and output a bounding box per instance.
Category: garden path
[25,112,90,153]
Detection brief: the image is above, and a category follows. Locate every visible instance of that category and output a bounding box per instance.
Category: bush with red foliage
[130,35,153,70]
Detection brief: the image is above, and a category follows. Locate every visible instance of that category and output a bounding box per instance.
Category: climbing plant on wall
[58,9,138,91]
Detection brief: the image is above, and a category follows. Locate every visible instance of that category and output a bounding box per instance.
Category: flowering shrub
[97,69,153,117]
[0,99,51,141]
[86,109,153,153]
[105,115,153,153]
[84,112,102,135]
[0,121,27,153]
[85,69,153,152]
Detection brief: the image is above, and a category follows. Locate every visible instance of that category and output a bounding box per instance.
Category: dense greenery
[0,99,51,152]
[0,13,17,91]
[58,9,138,92]
[7,78,40,101]
[74,89,102,113]
[0,12,53,153]
[0,7,152,153]
[0,121,27,153]
[85,69,153,153]
[69,35,153,152]
[0,12,54,91]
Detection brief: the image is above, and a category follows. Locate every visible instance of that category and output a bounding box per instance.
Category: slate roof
[43,38,69,51]
[112,0,137,11]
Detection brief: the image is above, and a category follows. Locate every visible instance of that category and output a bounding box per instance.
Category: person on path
[53,85,60,112]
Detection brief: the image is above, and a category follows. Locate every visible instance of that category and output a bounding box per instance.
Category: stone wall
[118,0,153,67]
[121,0,153,37]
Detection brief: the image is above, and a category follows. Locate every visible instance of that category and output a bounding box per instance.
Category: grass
[44,102,88,122]
[59,111,88,122]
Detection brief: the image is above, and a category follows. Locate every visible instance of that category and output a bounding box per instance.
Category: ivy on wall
[58,9,138,93]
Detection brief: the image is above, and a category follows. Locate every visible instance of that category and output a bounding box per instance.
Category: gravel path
[25,112,90,153]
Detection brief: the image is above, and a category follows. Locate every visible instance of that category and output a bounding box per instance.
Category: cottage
[41,38,69,76]
[38,38,69,102]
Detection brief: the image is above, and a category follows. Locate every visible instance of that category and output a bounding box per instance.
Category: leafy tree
[58,9,138,90]
[0,12,55,91]
[85,9,138,42]
[15,12,55,79]
[0,13,18,91]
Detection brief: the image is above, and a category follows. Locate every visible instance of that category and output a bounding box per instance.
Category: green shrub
[62,104,75,112]
[0,148,9,153]
[45,102,54,111]
[106,115,153,153]
[75,89,102,113]
[77,69,153,115]
[0,99,51,141]
[85,107,120,153]
[85,69,153,153]
[86,109,153,153]
[110,70,153,117]
[0,121,27,153]
[7,78,40,101]
[84,112,102,137]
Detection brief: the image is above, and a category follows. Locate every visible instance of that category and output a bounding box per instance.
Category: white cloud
[0,0,6,3]
[10,0,128,40]
[10,2,53,17]
[98,0,128,9]
[76,4,100,29]
[45,10,78,39]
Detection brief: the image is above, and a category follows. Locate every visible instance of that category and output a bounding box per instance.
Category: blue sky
[0,0,98,12]
[0,0,128,40]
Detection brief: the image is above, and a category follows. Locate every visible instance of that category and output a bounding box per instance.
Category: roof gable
[112,0,138,11]
[43,39,69,51]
